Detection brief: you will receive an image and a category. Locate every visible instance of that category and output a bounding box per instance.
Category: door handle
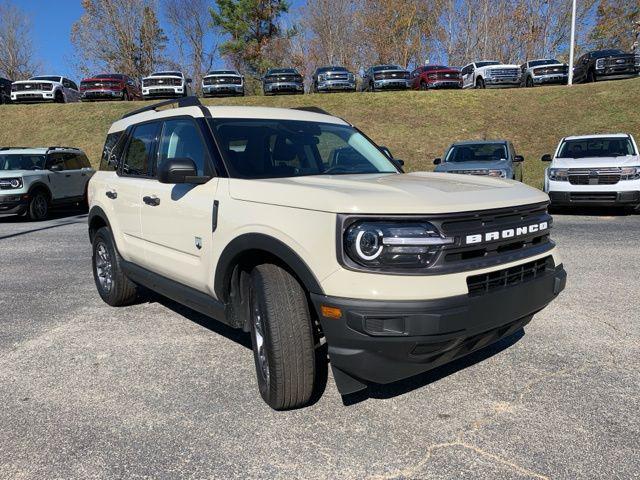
[143,195,160,206]
[105,190,117,199]
[65,174,71,178]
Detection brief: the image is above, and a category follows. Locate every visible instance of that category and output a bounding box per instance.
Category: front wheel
[587,70,597,83]
[92,227,138,306]
[27,191,49,220]
[526,77,534,88]
[476,77,485,89]
[249,263,316,410]
[420,81,428,90]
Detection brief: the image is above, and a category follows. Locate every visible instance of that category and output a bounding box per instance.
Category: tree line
[0,0,638,92]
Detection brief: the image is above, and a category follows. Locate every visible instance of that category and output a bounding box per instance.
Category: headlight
[343,220,453,270]
[11,84,17,91]
[0,177,23,189]
[620,167,640,180]
[487,169,507,178]
[595,58,605,69]
[348,73,355,81]
[548,168,569,181]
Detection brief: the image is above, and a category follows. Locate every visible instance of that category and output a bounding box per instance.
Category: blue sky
[21,0,305,81]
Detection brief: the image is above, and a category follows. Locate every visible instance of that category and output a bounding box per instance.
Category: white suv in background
[141,71,192,99]
[11,75,81,103]
[461,61,521,89]
[543,134,640,209]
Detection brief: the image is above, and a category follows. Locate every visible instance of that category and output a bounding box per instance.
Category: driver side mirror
[541,154,552,162]
[186,78,193,84]
[513,155,524,162]
[158,158,209,184]
[49,164,63,172]
[379,146,393,159]
[433,158,442,165]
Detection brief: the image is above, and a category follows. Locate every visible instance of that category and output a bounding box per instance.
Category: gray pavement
[0,208,638,479]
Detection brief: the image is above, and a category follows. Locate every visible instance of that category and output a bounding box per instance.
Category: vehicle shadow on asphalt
[341,329,525,406]
[0,211,87,240]
[550,206,638,216]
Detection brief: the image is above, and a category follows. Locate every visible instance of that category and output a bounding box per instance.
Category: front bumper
[532,74,568,85]
[427,80,462,89]
[317,80,356,92]
[595,67,638,80]
[11,91,55,102]
[0,194,28,215]
[373,79,410,90]
[142,86,184,98]
[549,190,640,206]
[263,82,304,94]
[484,77,521,87]
[203,84,244,96]
[81,89,122,100]
[311,262,566,394]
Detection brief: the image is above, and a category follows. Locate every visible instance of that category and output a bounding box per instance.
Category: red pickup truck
[80,73,141,101]
[411,65,462,90]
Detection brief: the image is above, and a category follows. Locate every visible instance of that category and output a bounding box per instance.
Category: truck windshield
[0,154,46,170]
[210,119,399,179]
[558,137,636,158]
[529,59,561,67]
[446,143,507,162]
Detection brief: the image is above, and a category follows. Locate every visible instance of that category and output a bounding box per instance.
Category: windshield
[558,137,636,158]
[267,69,297,75]
[423,65,447,70]
[210,118,399,179]
[0,154,46,170]
[30,76,61,82]
[446,143,508,163]
[317,66,347,73]
[476,61,500,68]
[208,70,237,75]
[373,65,402,71]
[152,71,181,77]
[95,73,123,79]
[593,49,624,58]
[530,59,561,67]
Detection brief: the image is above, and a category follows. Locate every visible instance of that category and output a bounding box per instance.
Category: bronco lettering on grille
[464,222,548,245]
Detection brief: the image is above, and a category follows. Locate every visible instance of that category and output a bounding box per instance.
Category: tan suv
[88,97,566,410]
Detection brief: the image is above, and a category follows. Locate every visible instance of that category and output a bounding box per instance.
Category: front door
[45,153,73,200]
[139,117,218,291]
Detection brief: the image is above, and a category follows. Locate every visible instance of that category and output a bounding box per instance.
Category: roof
[451,140,507,146]
[110,105,348,134]
[0,146,81,153]
[563,133,631,140]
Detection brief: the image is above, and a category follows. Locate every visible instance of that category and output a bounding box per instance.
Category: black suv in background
[0,77,12,104]
[573,49,639,83]
[311,66,356,93]
[361,65,410,92]
[262,68,304,95]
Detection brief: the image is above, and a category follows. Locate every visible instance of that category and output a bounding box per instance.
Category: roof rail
[121,96,204,119]
[46,146,81,152]
[0,146,30,151]
[291,106,332,116]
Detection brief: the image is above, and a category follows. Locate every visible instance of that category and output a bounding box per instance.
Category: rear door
[45,153,73,200]
[139,117,218,291]
[62,153,86,198]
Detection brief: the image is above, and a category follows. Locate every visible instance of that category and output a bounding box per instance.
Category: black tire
[27,190,49,220]
[587,70,597,83]
[249,263,316,410]
[526,76,534,88]
[92,227,138,306]
[54,91,65,103]
[420,81,428,90]
[369,81,375,92]
[476,77,485,89]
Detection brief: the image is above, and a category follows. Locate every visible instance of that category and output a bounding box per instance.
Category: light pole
[568,0,577,86]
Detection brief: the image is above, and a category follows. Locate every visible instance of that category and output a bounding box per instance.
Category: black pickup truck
[573,49,638,83]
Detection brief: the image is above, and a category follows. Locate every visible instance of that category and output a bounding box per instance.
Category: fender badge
[195,237,202,250]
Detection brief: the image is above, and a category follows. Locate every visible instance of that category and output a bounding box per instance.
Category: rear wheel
[420,81,428,90]
[476,77,485,89]
[92,227,138,306]
[249,263,316,410]
[587,70,597,83]
[27,191,49,221]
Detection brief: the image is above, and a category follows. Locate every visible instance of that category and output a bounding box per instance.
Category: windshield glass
[593,49,624,58]
[373,65,402,71]
[0,154,46,170]
[267,69,297,75]
[558,137,636,158]
[318,66,347,73]
[446,143,508,162]
[210,118,399,179]
[476,61,500,68]
[424,65,447,70]
[208,70,237,75]
[530,59,561,67]
[95,74,123,79]
[30,76,61,82]
[152,71,181,77]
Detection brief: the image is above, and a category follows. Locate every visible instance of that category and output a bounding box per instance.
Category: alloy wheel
[251,291,270,387]
[95,242,114,293]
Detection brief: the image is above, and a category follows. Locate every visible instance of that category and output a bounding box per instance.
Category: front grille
[570,192,618,202]
[204,76,241,85]
[432,72,461,80]
[144,78,181,87]
[81,81,120,89]
[323,73,349,80]
[14,83,51,91]
[264,75,302,84]
[467,256,553,296]
[606,57,633,67]
[534,66,568,75]
[488,68,519,77]
[568,169,621,185]
[375,71,409,80]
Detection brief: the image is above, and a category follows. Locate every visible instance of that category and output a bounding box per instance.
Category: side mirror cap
[49,164,63,172]
[158,158,208,184]
[394,159,405,167]
[541,154,552,162]
[379,146,393,159]
[513,155,524,162]
[186,78,193,84]
[433,158,442,165]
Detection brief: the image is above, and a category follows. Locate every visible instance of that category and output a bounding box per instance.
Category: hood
[376,67,409,73]
[435,159,512,172]
[204,73,240,78]
[81,76,123,83]
[229,172,547,214]
[427,68,460,74]
[480,64,519,70]
[13,79,57,84]
[143,75,182,80]
[552,156,640,169]
[0,169,44,178]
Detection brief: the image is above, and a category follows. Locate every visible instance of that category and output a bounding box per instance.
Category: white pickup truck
[461,61,521,89]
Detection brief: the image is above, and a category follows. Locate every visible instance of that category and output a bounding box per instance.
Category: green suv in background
[0,146,94,220]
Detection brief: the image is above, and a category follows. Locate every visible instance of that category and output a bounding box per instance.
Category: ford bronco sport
[88,97,566,410]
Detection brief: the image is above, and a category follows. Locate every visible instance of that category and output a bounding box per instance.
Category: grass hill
[1,77,639,189]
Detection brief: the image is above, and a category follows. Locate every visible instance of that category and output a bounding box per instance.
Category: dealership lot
[0,211,638,479]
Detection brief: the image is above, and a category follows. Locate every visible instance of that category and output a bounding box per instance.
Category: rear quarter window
[100,132,124,172]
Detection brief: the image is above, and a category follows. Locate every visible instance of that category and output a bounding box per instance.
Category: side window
[157,118,207,176]
[70,81,79,91]
[46,153,65,170]
[63,153,81,170]
[121,123,158,177]
[100,132,123,172]
[77,153,91,168]
[62,78,71,88]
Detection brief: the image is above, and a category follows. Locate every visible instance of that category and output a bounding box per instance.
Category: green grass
[1,78,639,189]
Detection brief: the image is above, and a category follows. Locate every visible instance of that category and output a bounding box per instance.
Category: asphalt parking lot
[0,209,638,479]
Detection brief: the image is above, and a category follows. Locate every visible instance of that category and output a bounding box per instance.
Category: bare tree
[71,0,168,79]
[163,0,216,91]
[0,1,40,80]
